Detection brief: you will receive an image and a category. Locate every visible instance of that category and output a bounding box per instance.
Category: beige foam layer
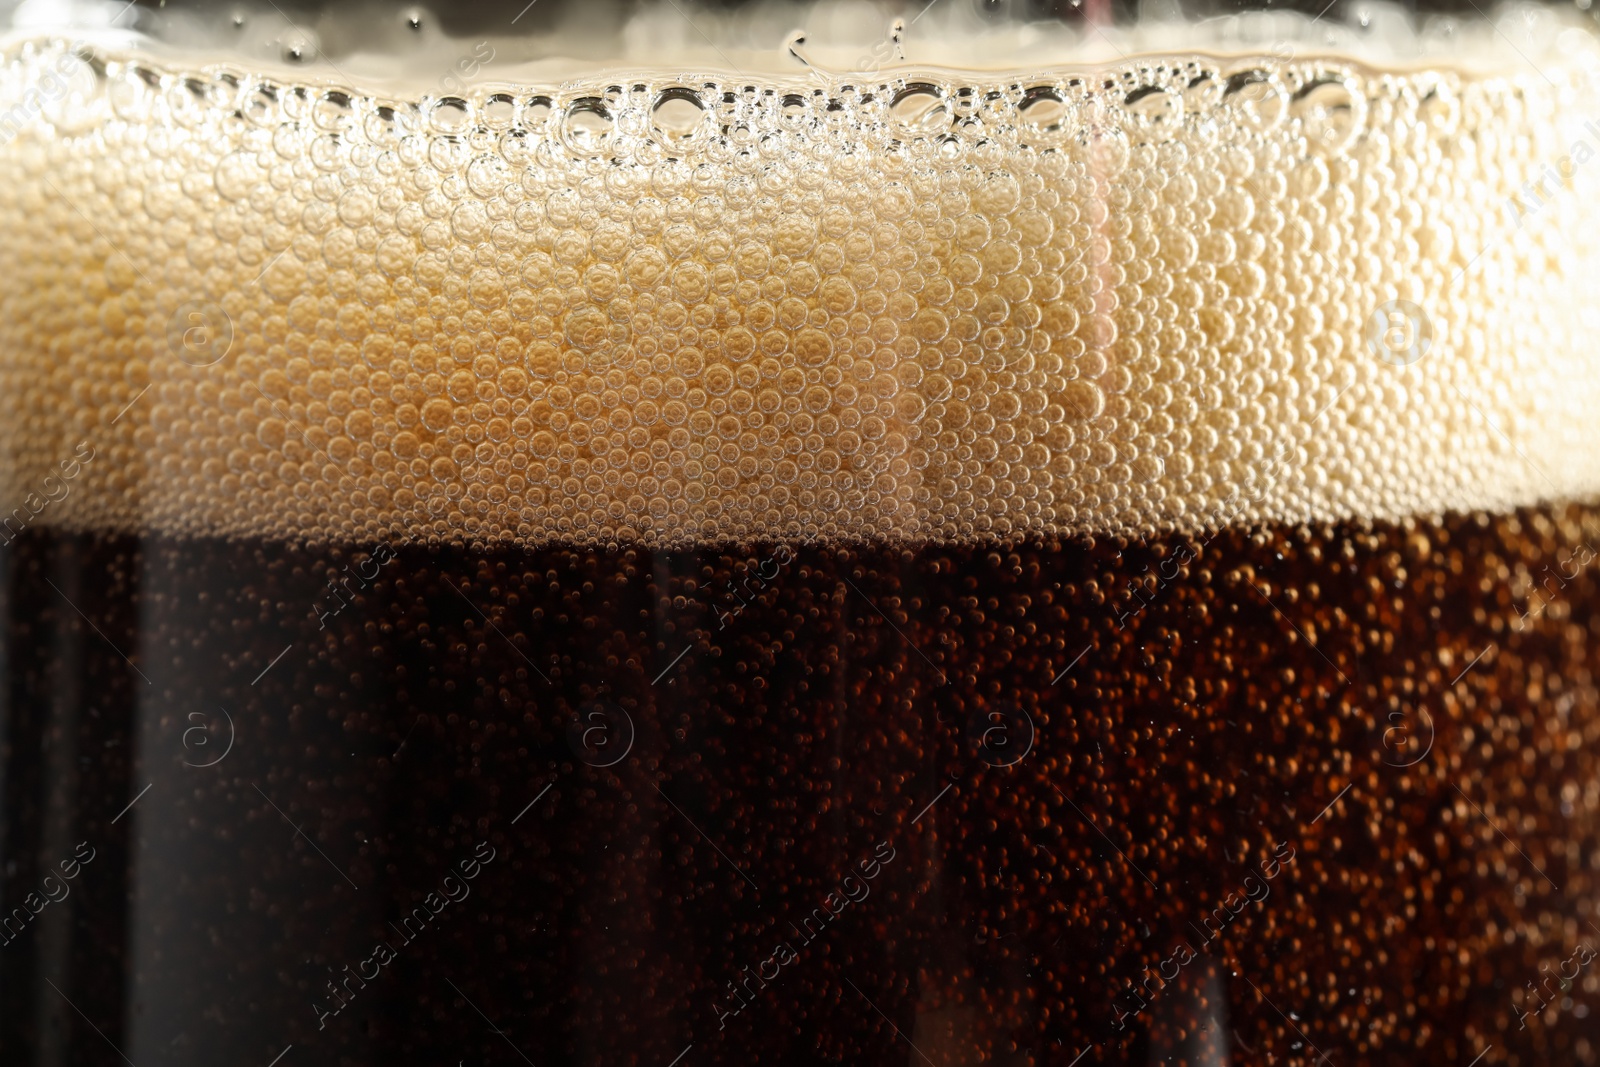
[2,37,1600,545]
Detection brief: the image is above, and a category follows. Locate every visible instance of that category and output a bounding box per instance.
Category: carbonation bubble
[562,98,615,156]
[214,149,265,200]
[364,103,405,144]
[1062,380,1105,420]
[1184,70,1223,113]
[1018,86,1072,144]
[430,97,471,134]
[524,95,553,128]
[780,93,809,126]
[482,93,517,128]
[890,84,949,134]
[651,88,708,149]
[1125,85,1183,142]
[108,67,153,119]
[1418,82,1461,134]
[1079,120,1130,177]
[1292,75,1364,157]
[312,90,353,131]
[1223,68,1287,129]
[420,398,453,432]
[40,52,103,133]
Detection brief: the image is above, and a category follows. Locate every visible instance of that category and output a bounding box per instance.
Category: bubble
[1079,122,1130,178]
[624,247,668,289]
[469,269,507,310]
[1223,68,1287,129]
[1418,82,1461,136]
[890,84,949,135]
[524,95,554,128]
[429,97,471,135]
[1125,85,1183,143]
[337,188,376,226]
[1018,86,1071,144]
[420,398,455,432]
[108,67,154,121]
[363,102,406,144]
[1292,75,1365,158]
[562,98,615,157]
[39,51,104,134]
[779,93,809,127]
[452,201,490,242]
[650,88,708,150]
[1061,380,1105,420]
[1183,70,1223,114]
[376,235,417,278]
[214,150,266,201]
[482,93,517,129]
[794,328,834,366]
[311,90,354,132]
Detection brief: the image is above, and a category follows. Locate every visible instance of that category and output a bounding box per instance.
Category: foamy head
[2,3,1600,545]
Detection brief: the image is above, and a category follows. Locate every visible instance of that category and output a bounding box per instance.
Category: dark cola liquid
[2,505,1600,1067]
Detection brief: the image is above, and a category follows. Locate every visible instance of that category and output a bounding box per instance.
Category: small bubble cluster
[3,38,1600,545]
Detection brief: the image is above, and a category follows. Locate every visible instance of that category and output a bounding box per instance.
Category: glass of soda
[2,0,1599,1063]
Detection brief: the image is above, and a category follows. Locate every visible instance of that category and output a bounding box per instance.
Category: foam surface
[3,28,1600,545]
